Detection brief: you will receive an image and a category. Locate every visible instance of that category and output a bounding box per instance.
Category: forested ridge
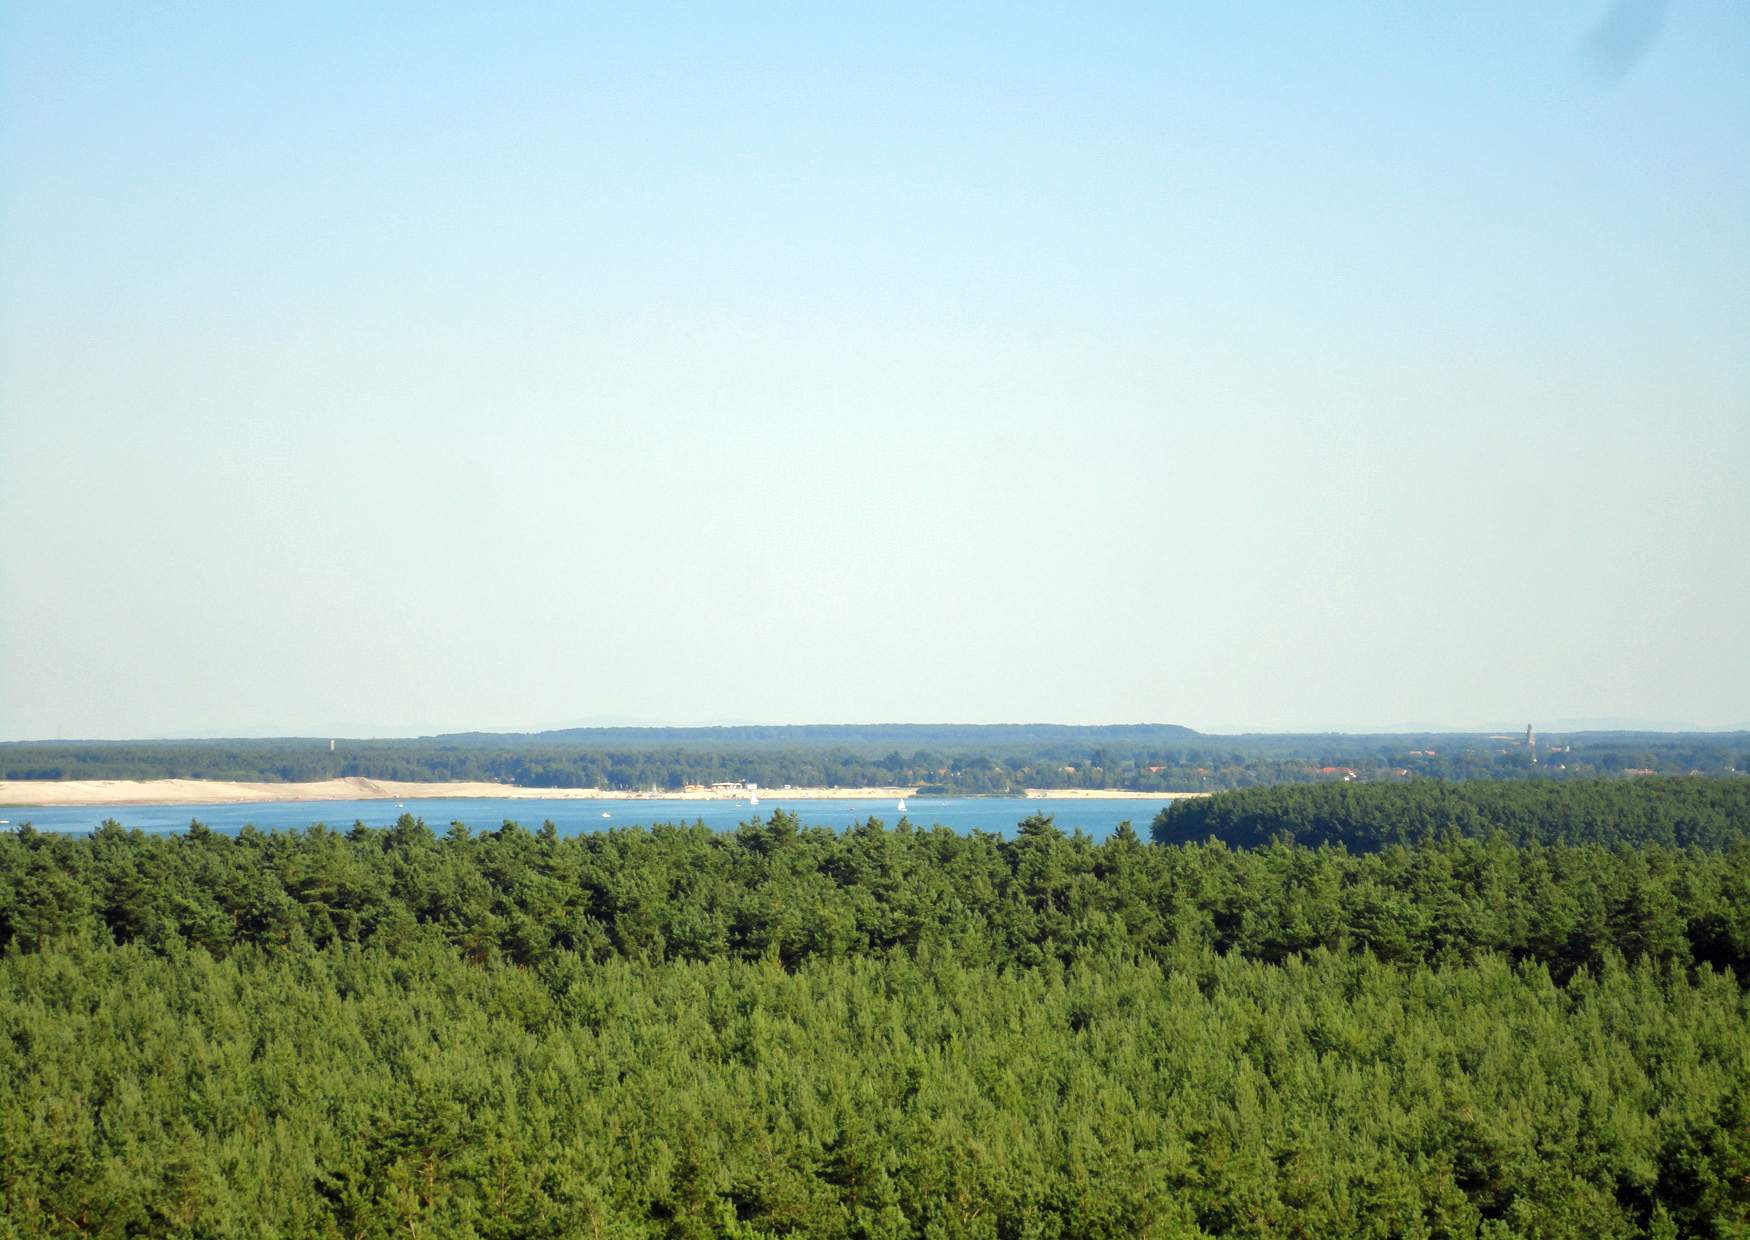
[3,780,1749,1237]
[4,725,1744,792]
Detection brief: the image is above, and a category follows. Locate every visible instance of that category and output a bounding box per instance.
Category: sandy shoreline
[0,777,1207,809]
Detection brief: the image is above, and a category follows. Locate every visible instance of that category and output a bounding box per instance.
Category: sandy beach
[0,778,911,808]
[0,777,1208,808]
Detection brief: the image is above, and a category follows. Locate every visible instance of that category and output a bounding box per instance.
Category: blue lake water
[0,796,1170,841]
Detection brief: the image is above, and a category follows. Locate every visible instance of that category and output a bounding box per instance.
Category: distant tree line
[4,725,1745,792]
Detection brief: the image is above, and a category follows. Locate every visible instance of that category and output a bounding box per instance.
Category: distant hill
[430,723,1204,750]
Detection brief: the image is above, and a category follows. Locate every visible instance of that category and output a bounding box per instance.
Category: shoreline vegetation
[6,726,1746,798]
[0,776,1210,809]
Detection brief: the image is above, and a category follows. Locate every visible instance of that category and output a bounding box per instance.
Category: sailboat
[896,797,907,812]
[748,782,759,807]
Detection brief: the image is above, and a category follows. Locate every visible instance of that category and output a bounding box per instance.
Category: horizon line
[5,719,1749,745]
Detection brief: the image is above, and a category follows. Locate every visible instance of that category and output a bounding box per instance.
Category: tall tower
[1526,724,1536,763]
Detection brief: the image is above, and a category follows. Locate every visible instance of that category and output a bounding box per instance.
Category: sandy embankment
[0,777,916,808]
[0,777,1211,809]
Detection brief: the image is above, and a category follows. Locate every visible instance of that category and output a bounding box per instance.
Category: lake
[0,796,1169,840]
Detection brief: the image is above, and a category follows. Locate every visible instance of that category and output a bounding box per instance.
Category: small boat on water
[601,811,612,819]
[896,798,907,812]
[749,794,759,807]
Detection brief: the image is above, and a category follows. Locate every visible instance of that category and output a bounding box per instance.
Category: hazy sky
[2,2,1746,740]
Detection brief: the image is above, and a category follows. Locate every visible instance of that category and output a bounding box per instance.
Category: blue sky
[2,2,1746,738]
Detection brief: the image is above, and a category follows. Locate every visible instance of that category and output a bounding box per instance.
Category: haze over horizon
[4,3,1747,741]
